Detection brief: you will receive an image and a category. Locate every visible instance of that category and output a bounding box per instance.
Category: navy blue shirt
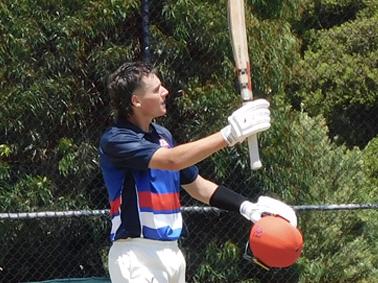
[99,119,198,241]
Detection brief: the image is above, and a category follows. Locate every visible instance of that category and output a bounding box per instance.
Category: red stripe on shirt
[138,192,180,211]
[110,196,122,216]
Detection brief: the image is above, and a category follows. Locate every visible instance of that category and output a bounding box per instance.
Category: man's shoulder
[100,125,142,145]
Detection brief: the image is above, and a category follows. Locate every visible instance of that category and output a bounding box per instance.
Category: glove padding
[240,196,297,227]
[221,99,271,146]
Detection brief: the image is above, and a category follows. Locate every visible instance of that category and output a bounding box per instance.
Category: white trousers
[108,238,186,283]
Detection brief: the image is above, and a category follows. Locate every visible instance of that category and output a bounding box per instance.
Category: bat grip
[242,98,262,170]
[248,133,262,170]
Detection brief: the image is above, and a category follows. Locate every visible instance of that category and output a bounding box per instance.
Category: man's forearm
[149,132,227,170]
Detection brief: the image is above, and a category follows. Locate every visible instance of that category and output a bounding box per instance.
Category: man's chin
[155,111,167,118]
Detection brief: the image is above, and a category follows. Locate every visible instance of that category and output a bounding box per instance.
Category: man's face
[133,73,169,119]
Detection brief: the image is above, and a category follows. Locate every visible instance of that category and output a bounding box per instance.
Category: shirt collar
[115,118,159,136]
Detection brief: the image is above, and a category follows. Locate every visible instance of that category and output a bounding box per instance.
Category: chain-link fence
[1,0,377,282]
[1,208,378,283]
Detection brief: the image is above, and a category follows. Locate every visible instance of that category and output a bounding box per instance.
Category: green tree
[288,0,378,147]
[261,97,377,282]
[0,0,377,282]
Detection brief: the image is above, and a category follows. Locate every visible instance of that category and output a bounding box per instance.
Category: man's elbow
[163,158,188,170]
[149,156,186,171]
[150,148,187,170]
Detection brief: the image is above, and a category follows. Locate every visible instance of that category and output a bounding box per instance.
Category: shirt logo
[159,138,170,148]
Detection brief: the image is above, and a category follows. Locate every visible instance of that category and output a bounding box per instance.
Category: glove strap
[220,126,236,146]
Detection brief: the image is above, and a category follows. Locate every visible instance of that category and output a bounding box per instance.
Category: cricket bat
[227,0,262,170]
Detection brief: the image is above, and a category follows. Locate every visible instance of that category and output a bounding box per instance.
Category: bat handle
[248,135,262,170]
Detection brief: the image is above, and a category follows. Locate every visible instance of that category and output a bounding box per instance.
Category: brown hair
[107,62,155,119]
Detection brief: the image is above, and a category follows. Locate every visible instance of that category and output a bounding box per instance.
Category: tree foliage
[288,0,378,147]
[0,0,377,282]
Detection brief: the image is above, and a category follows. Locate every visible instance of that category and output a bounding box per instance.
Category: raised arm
[149,99,271,171]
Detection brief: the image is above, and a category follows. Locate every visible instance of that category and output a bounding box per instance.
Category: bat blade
[228,0,262,170]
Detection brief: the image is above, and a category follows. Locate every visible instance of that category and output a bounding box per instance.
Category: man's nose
[161,87,169,97]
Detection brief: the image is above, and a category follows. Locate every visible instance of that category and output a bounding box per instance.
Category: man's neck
[127,114,152,132]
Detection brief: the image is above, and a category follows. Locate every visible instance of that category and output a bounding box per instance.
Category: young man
[99,62,297,282]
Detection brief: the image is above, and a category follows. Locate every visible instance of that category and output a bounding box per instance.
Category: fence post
[141,0,151,63]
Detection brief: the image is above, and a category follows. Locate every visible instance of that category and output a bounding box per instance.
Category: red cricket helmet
[249,215,303,268]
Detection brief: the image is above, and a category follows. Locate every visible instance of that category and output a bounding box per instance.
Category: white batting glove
[239,196,298,227]
[220,99,271,146]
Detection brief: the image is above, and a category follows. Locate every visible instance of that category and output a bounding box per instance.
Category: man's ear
[131,94,141,107]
